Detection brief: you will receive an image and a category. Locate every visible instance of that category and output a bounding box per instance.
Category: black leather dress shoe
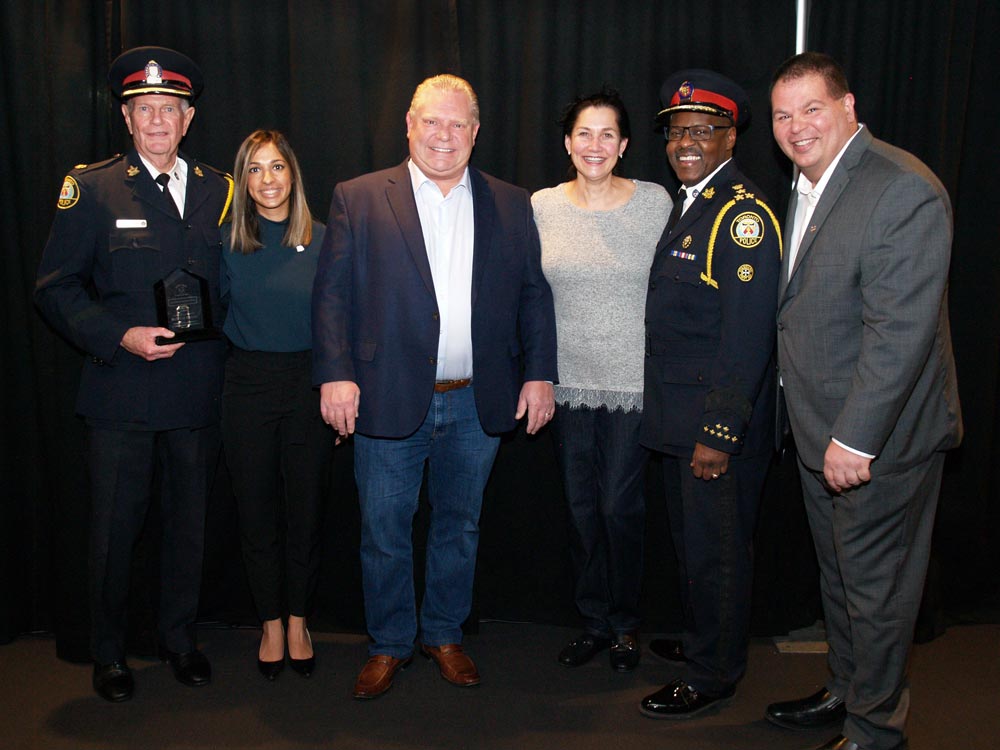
[159,647,211,687]
[93,661,134,702]
[809,735,861,750]
[258,657,284,681]
[609,633,640,672]
[766,688,846,730]
[557,633,611,667]
[648,637,688,663]
[639,679,735,719]
[289,655,315,677]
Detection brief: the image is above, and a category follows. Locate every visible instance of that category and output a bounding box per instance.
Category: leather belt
[434,378,471,393]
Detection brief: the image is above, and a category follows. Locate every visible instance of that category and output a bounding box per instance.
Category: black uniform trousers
[661,447,770,695]
[87,423,219,664]
[221,348,333,621]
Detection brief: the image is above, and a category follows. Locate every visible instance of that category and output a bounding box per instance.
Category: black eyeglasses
[664,124,732,141]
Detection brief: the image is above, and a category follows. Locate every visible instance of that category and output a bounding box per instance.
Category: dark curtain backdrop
[3,1,996,661]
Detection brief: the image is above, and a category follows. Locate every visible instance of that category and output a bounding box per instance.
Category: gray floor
[2,622,997,749]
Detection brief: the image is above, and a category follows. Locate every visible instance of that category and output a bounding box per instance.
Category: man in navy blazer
[312,74,557,699]
[766,54,962,750]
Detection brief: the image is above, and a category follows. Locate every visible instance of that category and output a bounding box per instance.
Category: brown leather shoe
[352,654,412,699]
[421,643,480,686]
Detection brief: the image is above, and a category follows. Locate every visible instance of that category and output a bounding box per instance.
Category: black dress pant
[86,423,219,664]
[661,448,770,694]
[221,348,334,621]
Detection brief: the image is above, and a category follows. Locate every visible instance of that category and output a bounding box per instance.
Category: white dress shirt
[786,126,865,279]
[138,153,187,217]
[678,158,732,217]
[408,159,475,381]
[786,125,873,459]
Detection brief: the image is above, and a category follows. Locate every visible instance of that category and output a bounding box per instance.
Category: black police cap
[655,69,750,128]
[109,46,203,100]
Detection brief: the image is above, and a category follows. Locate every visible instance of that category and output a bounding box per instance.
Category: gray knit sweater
[532,180,670,412]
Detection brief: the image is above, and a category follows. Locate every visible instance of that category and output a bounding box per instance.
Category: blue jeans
[550,406,647,637]
[353,385,500,658]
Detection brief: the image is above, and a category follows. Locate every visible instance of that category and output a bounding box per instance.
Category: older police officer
[35,46,233,701]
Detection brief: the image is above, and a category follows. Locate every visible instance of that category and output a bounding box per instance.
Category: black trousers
[221,348,334,621]
[660,449,770,694]
[550,406,647,637]
[86,423,219,664]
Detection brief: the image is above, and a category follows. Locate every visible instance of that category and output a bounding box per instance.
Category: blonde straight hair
[230,130,313,254]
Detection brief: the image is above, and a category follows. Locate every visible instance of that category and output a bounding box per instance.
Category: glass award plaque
[153,267,219,344]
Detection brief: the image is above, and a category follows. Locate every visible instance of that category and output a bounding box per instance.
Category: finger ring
[712,473,720,479]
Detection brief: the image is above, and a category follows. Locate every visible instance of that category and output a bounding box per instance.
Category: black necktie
[667,187,687,232]
[155,173,181,217]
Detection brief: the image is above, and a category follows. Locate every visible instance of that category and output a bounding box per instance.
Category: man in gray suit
[764,53,962,750]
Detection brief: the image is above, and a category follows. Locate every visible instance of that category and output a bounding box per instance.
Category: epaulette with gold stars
[72,154,125,174]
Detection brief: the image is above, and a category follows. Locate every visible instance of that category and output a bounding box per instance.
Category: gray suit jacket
[777,127,962,472]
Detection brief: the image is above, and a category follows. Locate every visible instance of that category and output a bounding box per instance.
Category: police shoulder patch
[58,175,80,209]
[730,211,764,248]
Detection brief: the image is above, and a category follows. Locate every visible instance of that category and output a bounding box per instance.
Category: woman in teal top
[221,130,333,680]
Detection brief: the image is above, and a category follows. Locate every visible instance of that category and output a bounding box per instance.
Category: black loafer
[93,661,134,702]
[159,647,211,687]
[640,679,734,719]
[766,688,846,730]
[648,637,688,663]
[557,633,611,667]
[609,633,640,672]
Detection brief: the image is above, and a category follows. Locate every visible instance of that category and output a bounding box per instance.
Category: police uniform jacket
[35,148,233,430]
[641,159,781,458]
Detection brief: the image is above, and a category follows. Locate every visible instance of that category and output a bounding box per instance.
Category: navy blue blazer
[35,149,233,430]
[312,161,557,438]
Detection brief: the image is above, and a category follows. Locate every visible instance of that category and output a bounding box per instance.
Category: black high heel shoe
[258,656,284,681]
[258,624,285,681]
[288,629,315,677]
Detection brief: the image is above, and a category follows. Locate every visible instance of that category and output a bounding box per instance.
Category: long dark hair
[230,129,313,254]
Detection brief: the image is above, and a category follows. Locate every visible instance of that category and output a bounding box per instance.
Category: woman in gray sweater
[532,89,670,672]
